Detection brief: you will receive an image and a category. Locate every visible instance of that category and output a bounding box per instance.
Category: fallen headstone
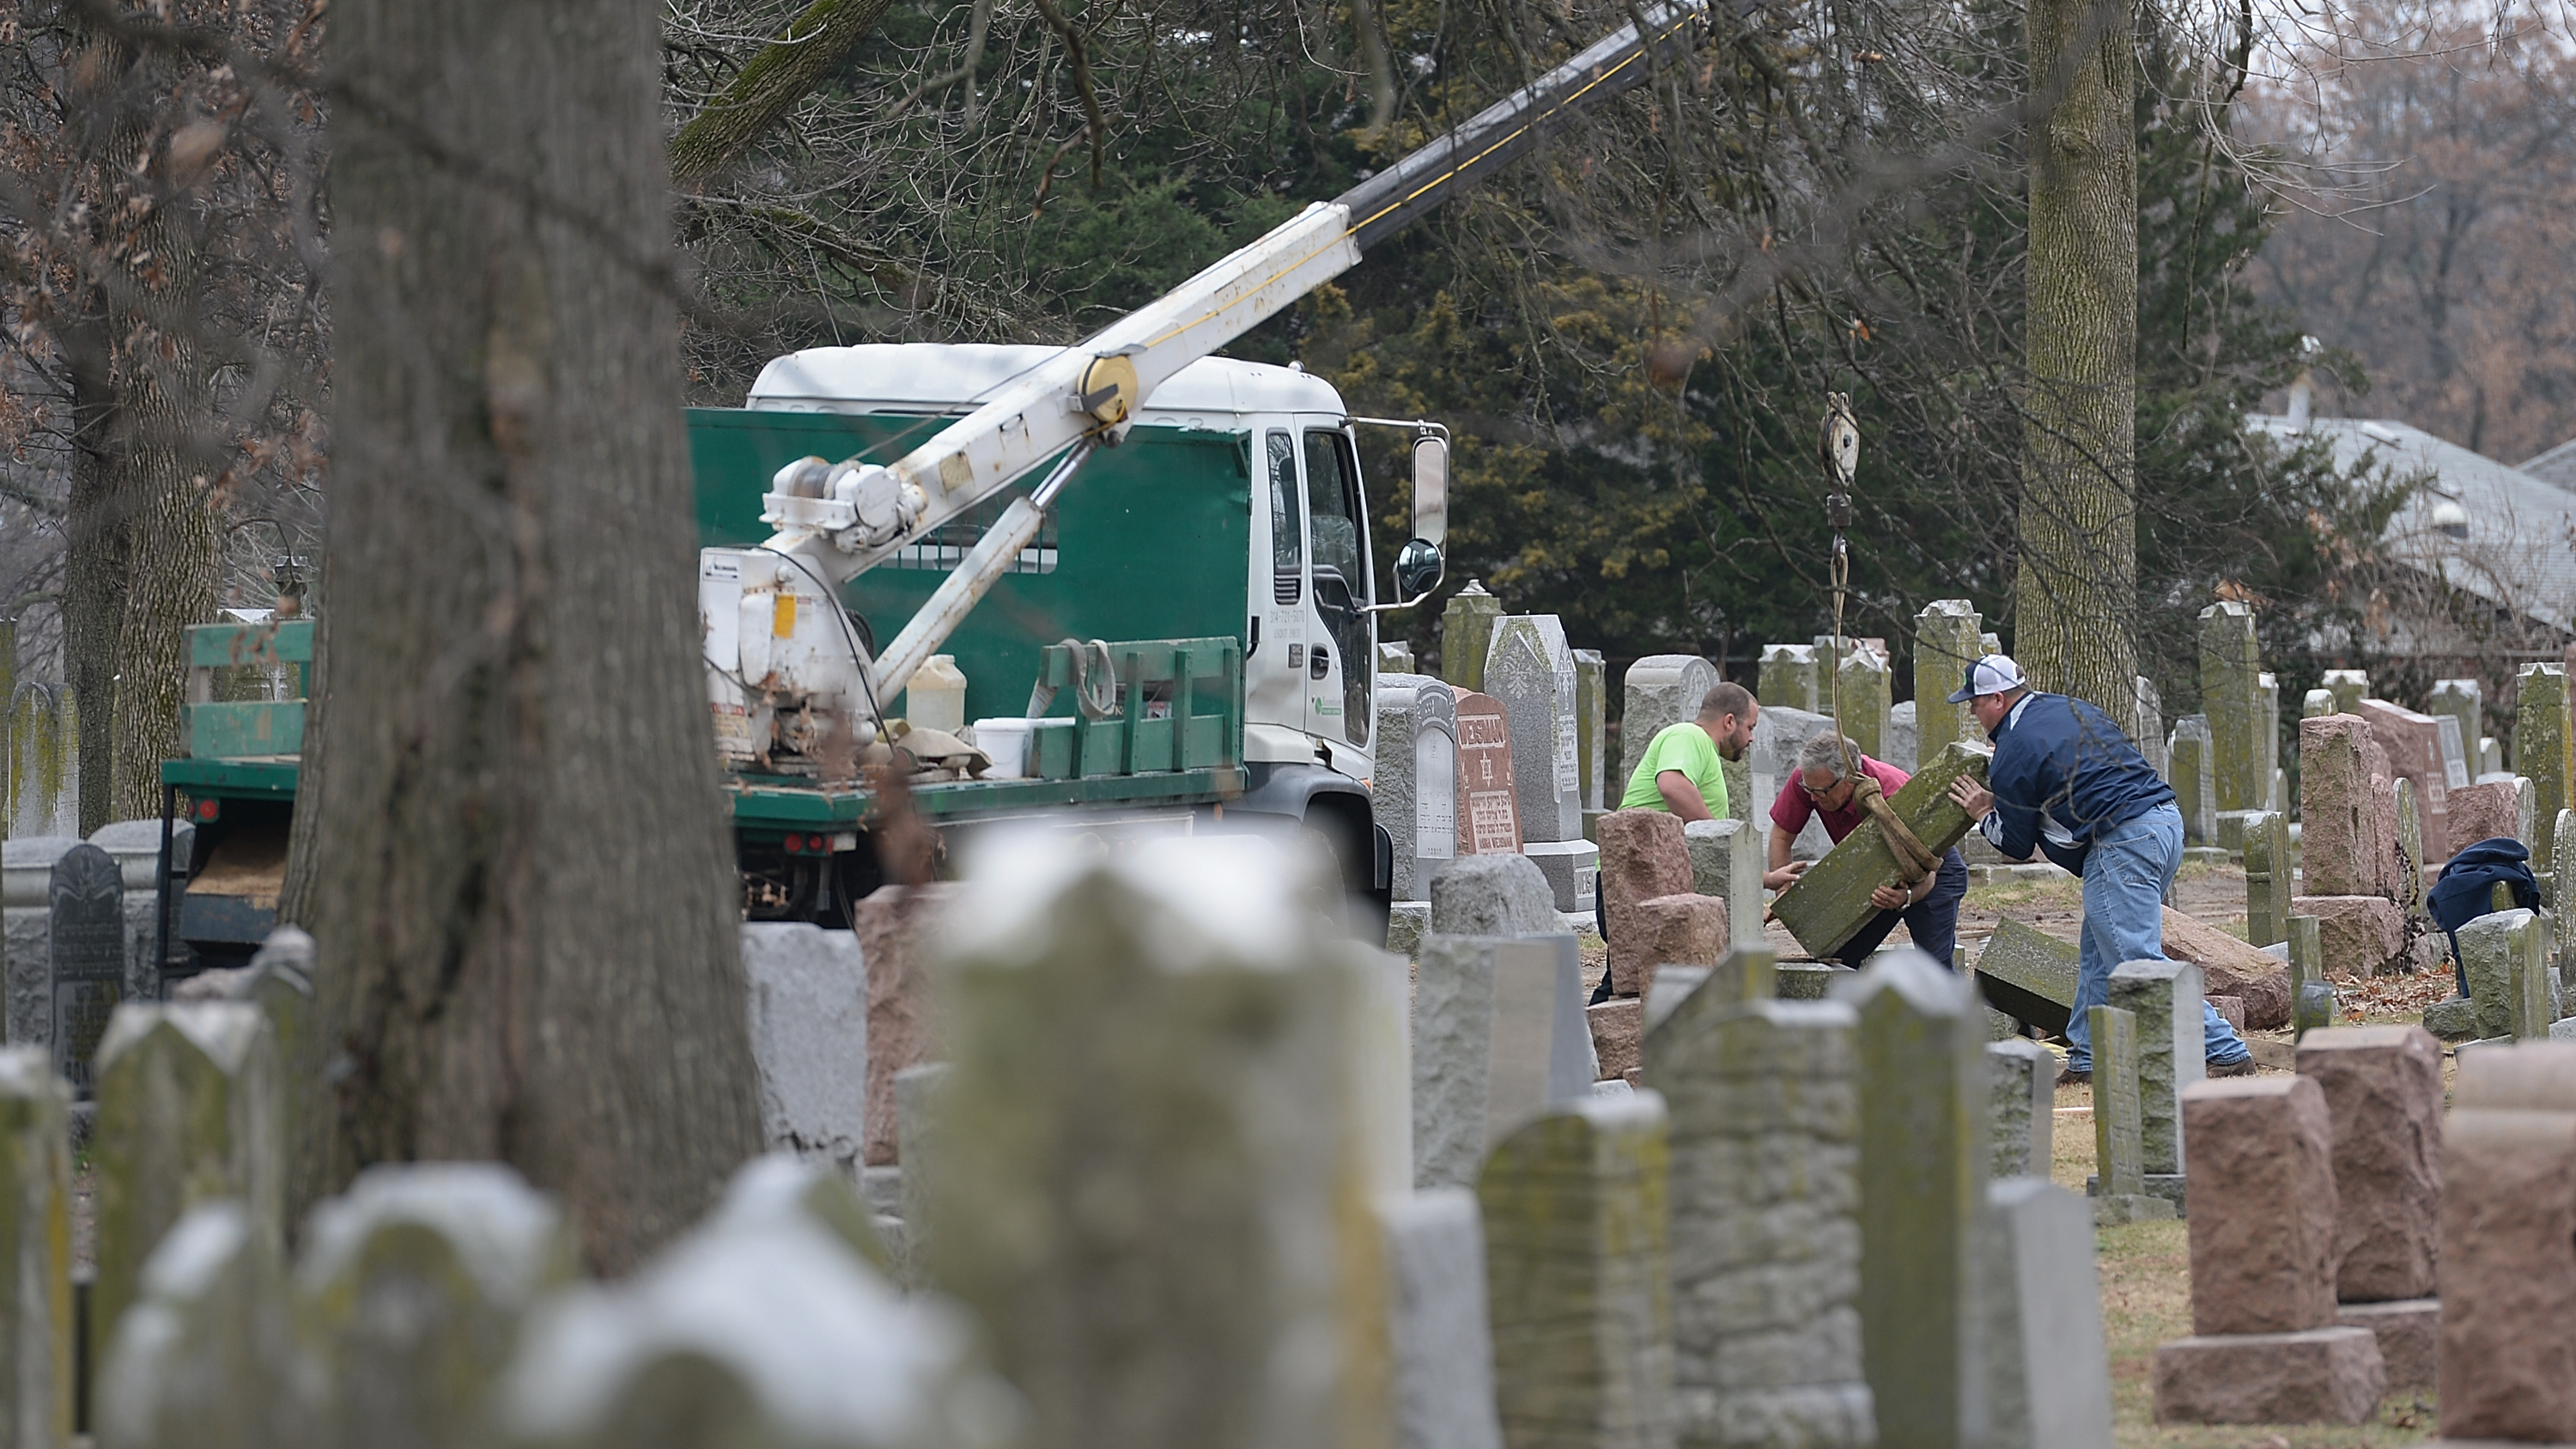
[2159,908,2290,1030]
[1772,741,1990,960]
[1974,919,2076,1036]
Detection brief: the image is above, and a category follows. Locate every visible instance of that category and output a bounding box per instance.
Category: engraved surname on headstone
[1455,693,1523,855]
[48,843,123,1097]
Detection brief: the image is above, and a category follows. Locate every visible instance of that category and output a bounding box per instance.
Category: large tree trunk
[306,0,764,1269]
[667,0,896,191]
[2015,0,2138,715]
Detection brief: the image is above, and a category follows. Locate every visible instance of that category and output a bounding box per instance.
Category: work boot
[2207,1056,2258,1078]
[2055,1064,2091,1087]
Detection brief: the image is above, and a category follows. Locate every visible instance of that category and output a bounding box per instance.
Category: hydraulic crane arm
[734,0,1727,709]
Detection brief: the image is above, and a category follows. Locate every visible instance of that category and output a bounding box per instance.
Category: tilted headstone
[0,1049,70,1449]
[1428,853,1558,938]
[1477,1093,1675,1449]
[1440,580,1503,693]
[850,882,956,1168]
[2518,662,2573,879]
[1413,935,1596,1190]
[2108,959,2205,1177]
[92,1201,302,1449]
[1973,917,2077,1037]
[90,1002,283,1377]
[1913,601,1983,764]
[298,1163,581,1449]
[2197,602,2265,813]
[1982,1179,2115,1449]
[1454,692,1524,855]
[1485,616,1581,843]
[2323,669,2368,716]
[1619,656,1721,788]
[1771,742,1989,959]
[1830,647,1891,761]
[1838,953,1988,1449]
[1574,649,1607,816]
[1643,989,1872,1448]
[921,835,1404,1449]
[2294,1026,2441,1304]
[1680,819,1765,950]
[1378,675,1462,902]
[2242,812,2292,948]
[1378,1189,1504,1449]
[1759,644,1820,714]
[739,922,868,1169]
[1986,1038,2052,1181]
[2167,716,2216,846]
[497,1158,1008,1449]
[47,843,123,1097]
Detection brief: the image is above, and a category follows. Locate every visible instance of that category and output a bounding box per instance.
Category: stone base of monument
[2183,846,2233,866]
[2421,997,2479,1040]
[2152,1324,2386,1425]
[2338,1298,2438,1391]
[2087,1172,2187,1216]
[1520,839,1600,913]
[1774,961,1850,1000]
[2091,1193,2176,1226]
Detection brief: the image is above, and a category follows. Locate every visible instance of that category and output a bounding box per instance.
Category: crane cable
[1820,393,1940,889]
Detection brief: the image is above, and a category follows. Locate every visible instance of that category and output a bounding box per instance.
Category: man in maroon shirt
[1765,732,1968,967]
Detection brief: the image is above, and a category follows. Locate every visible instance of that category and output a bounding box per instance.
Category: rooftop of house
[2248,413,2576,634]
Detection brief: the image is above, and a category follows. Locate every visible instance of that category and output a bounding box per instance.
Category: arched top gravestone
[49,843,124,1098]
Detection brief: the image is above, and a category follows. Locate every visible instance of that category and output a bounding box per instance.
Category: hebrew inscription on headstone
[49,843,123,1097]
[1455,692,1524,855]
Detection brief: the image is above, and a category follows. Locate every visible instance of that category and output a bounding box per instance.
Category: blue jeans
[2064,802,2251,1072]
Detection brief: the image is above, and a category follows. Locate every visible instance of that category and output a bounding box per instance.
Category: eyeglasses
[1799,776,1850,800]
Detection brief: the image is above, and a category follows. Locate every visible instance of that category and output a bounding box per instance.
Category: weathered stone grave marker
[1914,601,1982,761]
[1414,934,1595,1189]
[2295,1026,2441,1391]
[2433,1101,2576,1441]
[1643,984,1871,1449]
[1574,649,1606,819]
[1486,616,1581,846]
[0,1047,70,1448]
[1380,1188,1504,1449]
[48,843,123,1097]
[1982,1178,2114,1449]
[93,1201,300,1449]
[2168,715,2216,846]
[2151,1076,2385,1425]
[2518,661,2573,886]
[2109,957,2204,1190]
[1479,1093,1675,1449]
[1840,953,1987,1449]
[2198,602,2266,814]
[1986,1038,2051,1180]
[1378,674,1461,901]
[1621,656,1721,787]
[1441,580,1503,692]
[1771,741,1989,959]
[739,922,869,1169]
[2088,1006,2169,1225]
[1680,819,1764,950]
[1973,918,2076,1037]
[1455,692,1524,856]
[1758,644,1819,713]
[2242,811,2291,948]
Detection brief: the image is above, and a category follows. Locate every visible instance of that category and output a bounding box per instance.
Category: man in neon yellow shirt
[1618,681,1759,820]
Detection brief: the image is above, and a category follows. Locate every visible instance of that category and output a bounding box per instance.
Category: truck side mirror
[1394,539,1443,601]
[1411,436,1448,545]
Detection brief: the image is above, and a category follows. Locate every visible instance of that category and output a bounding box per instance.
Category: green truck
[156,0,1722,969]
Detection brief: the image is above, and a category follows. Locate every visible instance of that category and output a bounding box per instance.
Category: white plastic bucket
[973,718,1034,780]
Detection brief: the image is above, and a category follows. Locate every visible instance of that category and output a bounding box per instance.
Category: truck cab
[692,344,1413,913]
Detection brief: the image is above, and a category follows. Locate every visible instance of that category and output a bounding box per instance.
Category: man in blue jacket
[1941,654,2254,1086]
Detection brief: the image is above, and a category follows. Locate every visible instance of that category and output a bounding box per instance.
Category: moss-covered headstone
[1771,742,1990,959]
